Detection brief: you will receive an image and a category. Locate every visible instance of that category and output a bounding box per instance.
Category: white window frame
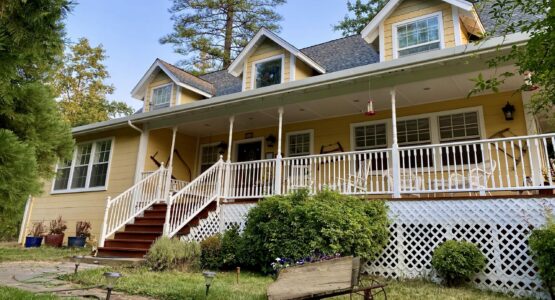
[392,12,445,59]
[51,137,115,194]
[350,120,390,151]
[198,142,222,175]
[436,108,485,143]
[251,54,285,89]
[150,82,173,110]
[285,129,314,157]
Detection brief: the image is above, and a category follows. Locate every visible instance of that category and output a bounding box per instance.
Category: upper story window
[151,84,172,109]
[394,13,442,58]
[53,138,113,193]
[286,130,313,157]
[254,56,283,88]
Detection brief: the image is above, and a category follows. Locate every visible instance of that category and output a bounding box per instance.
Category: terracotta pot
[44,233,64,247]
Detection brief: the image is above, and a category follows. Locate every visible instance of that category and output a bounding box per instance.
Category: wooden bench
[267,256,387,300]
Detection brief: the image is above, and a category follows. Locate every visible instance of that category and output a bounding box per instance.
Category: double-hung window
[286,131,312,157]
[53,139,113,192]
[151,84,172,109]
[352,122,388,170]
[395,13,442,58]
[438,111,483,165]
[397,118,433,167]
[199,144,220,173]
[254,56,283,88]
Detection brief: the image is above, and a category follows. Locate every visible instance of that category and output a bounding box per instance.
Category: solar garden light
[103,272,122,300]
[73,255,84,275]
[202,271,216,296]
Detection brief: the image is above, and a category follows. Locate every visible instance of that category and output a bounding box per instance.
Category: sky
[65,0,349,111]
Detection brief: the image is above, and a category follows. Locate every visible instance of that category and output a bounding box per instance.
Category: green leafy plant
[221,224,242,269]
[48,216,67,235]
[240,189,389,273]
[145,237,200,271]
[75,221,91,239]
[529,216,555,298]
[200,234,223,270]
[431,240,486,286]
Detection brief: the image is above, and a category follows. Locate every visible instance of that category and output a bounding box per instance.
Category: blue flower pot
[24,236,43,248]
[67,236,86,248]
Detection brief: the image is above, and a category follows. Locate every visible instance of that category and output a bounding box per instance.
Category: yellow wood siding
[460,21,470,44]
[144,72,174,112]
[383,0,456,61]
[25,128,141,243]
[144,128,198,182]
[244,39,291,90]
[178,87,205,105]
[295,59,314,80]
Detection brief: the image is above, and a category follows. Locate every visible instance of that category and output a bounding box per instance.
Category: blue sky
[65,1,349,110]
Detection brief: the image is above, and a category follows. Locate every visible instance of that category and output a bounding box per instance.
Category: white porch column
[275,107,284,195]
[522,91,543,186]
[390,89,401,198]
[226,116,235,162]
[223,116,235,200]
[163,127,178,236]
[168,126,178,169]
[131,123,149,184]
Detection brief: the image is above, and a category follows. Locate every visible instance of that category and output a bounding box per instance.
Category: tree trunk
[223,2,235,68]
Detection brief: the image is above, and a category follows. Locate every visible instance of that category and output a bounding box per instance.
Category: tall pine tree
[161,0,286,74]
[334,0,387,36]
[0,0,74,240]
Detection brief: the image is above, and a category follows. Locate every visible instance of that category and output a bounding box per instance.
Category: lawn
[0,245,90,263]
[62,266,519,300]
[0,286,64,300]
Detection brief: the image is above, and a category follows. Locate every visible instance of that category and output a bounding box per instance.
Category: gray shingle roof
[158,59,216,96]
[199,70,243,96]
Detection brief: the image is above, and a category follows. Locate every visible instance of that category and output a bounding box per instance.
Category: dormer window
[393,13,443,58]
[151,83,172,109]
[253,55,283,88]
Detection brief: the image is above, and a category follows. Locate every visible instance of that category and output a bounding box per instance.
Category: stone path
[0,261,154,299]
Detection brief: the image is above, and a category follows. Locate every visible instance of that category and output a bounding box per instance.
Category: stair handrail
[99,164,169,247]
[164,158,225,237]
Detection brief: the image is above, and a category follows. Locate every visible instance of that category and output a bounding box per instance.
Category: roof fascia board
[361,0,473,42]
[74,33,529,136]
[228,28,325,76]
[130,60,160,99]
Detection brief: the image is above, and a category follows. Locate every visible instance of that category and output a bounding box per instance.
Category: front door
[237,141,262,162]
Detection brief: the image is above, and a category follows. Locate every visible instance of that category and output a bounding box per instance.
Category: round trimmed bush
[200,234,222,269]
[431,240,486,286]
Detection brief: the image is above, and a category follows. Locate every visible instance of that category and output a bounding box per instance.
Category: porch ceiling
[175,65,522,137]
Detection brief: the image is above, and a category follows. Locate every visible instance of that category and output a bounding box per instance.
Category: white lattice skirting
[187,198,554,298]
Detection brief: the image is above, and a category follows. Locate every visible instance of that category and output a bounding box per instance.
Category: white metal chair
[449,160,497,195]
[288,164,313,191]
[384,168,424,196]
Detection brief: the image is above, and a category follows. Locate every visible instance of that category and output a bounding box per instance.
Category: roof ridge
[156,58,215,86]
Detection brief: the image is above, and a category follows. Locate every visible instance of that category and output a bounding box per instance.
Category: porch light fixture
[365,99,376,116]
[202,271,216,296]
[216,141,227,155]
[73,255,84,275]
[502,102,515,121]
[266,134,276,147]
[103,272,122,300]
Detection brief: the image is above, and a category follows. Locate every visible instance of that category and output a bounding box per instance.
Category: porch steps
[97,201,218,258]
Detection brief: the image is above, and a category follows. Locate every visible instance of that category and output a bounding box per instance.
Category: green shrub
[221,224,242,269]
[240,189,389,273]
[145,237,200,271]
[200,234,222,270]
[431,240,486,286]
[529,217,555,298]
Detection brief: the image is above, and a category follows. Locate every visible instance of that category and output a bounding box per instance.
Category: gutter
[127,120,143,134]
[73,33,530,136]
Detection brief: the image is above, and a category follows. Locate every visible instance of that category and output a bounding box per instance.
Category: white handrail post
[156,162,165,201]
[216,157,224,199]
[99,196,111,247]
[390,89,401,198]
[163,194,172,236]
[275,107,284,195]
[223,159,231,200]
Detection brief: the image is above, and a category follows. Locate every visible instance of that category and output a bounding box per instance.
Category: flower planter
[44,233,64,247]
[68,236,86,248]
[24,236,43,248]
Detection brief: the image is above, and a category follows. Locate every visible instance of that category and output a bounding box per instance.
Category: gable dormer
[227,28,326,91]
[361,0,485,62]
[131,59,214,112]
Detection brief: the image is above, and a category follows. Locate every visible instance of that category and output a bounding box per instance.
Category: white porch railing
[141,171,188,193]
[165,159,224,237]
[226,159,277,199]
[99,165,170,247]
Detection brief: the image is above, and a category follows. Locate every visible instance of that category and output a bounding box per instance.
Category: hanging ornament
[365,99,376,116]
[523,71,539,91]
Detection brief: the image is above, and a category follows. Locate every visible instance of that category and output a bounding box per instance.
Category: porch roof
[72,33,529,136]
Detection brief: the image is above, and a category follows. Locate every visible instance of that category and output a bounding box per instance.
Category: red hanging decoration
[365,99,376,116]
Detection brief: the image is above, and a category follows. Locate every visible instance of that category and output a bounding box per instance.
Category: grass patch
[0,285,64,300]
[0,245,90,263]
[62,266,519,300]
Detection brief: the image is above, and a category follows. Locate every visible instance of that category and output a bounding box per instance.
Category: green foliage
[200,234,222,270]
[431,240,486,286]
[334,0,388,36]
[221,224,242,269]
[161,0,286,73]
[0,0,74,241]
[529,216,555,298]
[54,38,134,127]
[470,0,555,113]
[145,237,200,271]
[241,189,389,273]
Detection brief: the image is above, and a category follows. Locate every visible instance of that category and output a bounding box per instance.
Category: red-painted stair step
[104,239,153,250]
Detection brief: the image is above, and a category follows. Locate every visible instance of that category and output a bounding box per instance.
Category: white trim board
[250,54,285,90]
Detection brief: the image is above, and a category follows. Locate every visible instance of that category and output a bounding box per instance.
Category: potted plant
[25,222,45,248]
[44,216,67,247]
[68,221,91,247]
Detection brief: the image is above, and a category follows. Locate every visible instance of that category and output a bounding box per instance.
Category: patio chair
[449,160,497,195]
[384,168,424,196]
[288,164,313,191]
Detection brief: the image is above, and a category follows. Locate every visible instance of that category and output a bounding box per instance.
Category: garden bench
[267,256,387,300]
